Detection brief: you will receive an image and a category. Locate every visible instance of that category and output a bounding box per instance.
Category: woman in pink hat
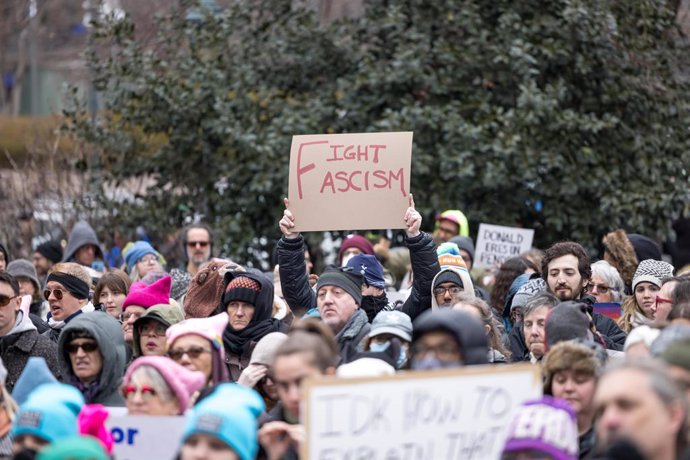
[166,313,230,386]
[122,356,206,415]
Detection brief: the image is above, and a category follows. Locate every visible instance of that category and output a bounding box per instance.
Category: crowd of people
[0,199,689,459]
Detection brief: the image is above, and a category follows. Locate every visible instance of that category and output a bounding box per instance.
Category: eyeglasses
[411,344,460,360]
[187,241,210,248]
[121,311,143,322]
[122,384,158,400]
[139,322,167,336]
[587,284,617,294]
[137,255,158,264]
[433,286,462,296]
[168,346,211,361]
[44,288,68,300]
[66,341,99,354]
[0,295,17,307]
[656,296,673,307]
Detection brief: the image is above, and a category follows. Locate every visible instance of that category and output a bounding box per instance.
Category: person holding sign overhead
[277,195,440,346]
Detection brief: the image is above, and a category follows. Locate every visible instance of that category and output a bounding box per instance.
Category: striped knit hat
[632,259,674,290]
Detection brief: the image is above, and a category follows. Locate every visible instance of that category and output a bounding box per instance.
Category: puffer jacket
[277,232,440,322]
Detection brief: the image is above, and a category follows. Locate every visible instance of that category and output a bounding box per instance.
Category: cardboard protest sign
[302,364,542,460]
[107,412,186,460]
[475,223,535,269]
[288,132,413,232]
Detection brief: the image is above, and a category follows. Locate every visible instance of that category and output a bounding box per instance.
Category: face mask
[396,347,408,369]
[411,356,462,371]
[369,341,391,353]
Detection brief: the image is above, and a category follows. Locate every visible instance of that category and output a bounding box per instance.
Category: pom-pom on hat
[123,275,171,310]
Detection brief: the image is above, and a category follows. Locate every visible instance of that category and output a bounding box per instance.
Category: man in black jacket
[542,241,627,351]
[277,195,440,354]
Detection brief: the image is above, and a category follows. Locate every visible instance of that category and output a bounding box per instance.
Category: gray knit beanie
[632,259,674,290]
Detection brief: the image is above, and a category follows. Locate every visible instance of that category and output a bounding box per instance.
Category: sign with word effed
[302,364,542,460]
[288,132,413,232]
[475,223,535,269]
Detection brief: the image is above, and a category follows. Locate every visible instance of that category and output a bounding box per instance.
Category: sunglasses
[139,322,167,336]
[168,346,211,361]
[66,341,99,354]
[122,384,158,400]
[0,295,17,307]
[187,241,210,248]
[44,288,68,300]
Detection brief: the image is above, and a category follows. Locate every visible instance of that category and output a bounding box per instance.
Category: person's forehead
[0,281,14,295]
[437,281,461,289]
[548,254,580,270]
[524,306,548,321]
[70,337,96,344]
[187,228,210,241]
[598,368,651,398]
[418,330,457,344]
[660,282,678,296]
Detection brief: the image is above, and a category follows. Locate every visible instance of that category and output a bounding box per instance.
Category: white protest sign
[302,363,542,460]
[106,412,186,460]
[475,223,535,269]
[288,131,413,232]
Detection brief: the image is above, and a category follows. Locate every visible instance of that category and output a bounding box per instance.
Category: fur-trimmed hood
[602,229,638,287]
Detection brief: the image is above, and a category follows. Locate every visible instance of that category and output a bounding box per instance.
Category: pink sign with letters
[288,132,413,232]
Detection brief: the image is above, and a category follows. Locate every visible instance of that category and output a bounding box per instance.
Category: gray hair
[129,365,175,403]
[601,358,688,454]
[591,260,625,303]
[523,291,559,318]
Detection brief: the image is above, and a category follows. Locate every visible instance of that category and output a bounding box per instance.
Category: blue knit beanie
[12,357,58,405]
[182,384,265,460]
[347,254,385,289]
[124,241,158,272]
[12,383,84,443]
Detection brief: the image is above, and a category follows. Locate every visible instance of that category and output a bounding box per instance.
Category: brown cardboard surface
[288,132,413,232]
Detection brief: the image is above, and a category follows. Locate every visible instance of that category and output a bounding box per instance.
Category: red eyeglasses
[122,385,158,400]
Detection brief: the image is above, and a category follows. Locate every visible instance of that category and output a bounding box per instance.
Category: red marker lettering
[327,144,345,162]
[296,141,327,199]
[320,171,336,194]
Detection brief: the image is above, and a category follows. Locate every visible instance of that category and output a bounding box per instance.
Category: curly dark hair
[541,241,591,282]
[490,256,538,314]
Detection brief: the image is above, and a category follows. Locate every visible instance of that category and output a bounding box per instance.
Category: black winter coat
[276,232,440,322]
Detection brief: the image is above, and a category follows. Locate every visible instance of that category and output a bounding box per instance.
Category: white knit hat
[632,259,674,290]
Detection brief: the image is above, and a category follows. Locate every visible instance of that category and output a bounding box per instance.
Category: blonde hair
[617,295,648,334]
[49,262,93,289]
[1,386,18,421]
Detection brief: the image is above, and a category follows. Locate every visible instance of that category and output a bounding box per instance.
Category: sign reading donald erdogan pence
[288,132,413,232]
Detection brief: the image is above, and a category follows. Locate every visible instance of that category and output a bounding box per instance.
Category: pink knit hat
[78,404,113,454]
[123,276,171,310]
[166,312,228,356]
[124,356,206,414]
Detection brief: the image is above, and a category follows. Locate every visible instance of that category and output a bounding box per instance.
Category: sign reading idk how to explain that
[288,132,413,232]
[302,364,542,460]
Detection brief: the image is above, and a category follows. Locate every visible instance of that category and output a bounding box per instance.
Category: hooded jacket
[0,310,60,392]
[430,264,475,309]
[277,232,440,322]
[62,221,105,264]
[57,312,127,406]
[132,303,185,357]
[412,309,489,365]
[220,271,286,381]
